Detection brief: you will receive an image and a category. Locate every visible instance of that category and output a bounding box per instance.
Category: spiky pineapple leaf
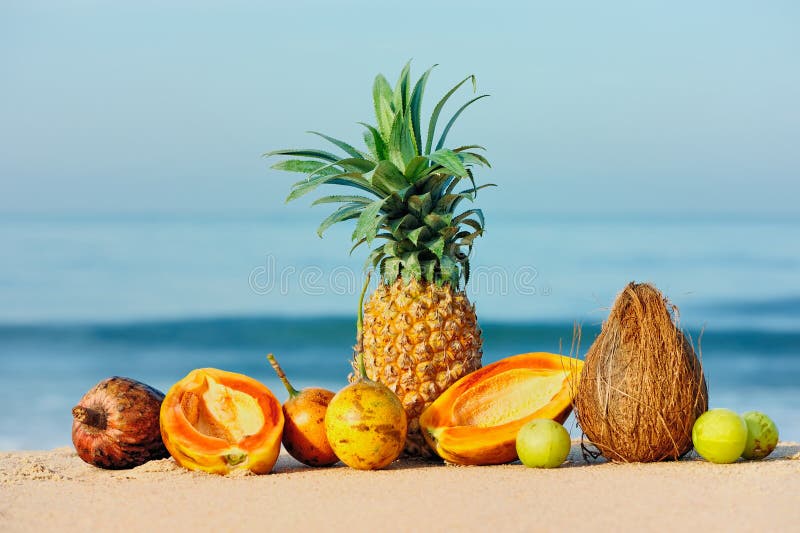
[443,175,460,196]
[438,255,459,286]
[373,75,394,140]
[406,226,427,246]
[435,94,490,151]
[350,237,367,254]
[311,195,373,206]
[419,173,454,197]
[383,187,413,216]
[263,148,341,163]
[306,157,376,179]
[424,236,445,259]
[352,198,387,244]
[367,245,387,269]
[457,229,483,246]
[362,130,377,160]
[382,240,399,257]
[308,131,365,159]
[454,208,484,227]
[351,233,392,254]
[287,172,380,202]
[287,173,353,202]
[420,259,437,282]
[373,73,394,102]
[382,257,401,281]
[371,160,408,193]
[405,113,419,157]
[457,151,492,168]
[423,212,452,232]
[388,112,416,171]
[466,167,477,193]
[407,192,432,219]
[436,192,473,212]
[389,214,419,240]
[428,148,468,177]
[433,184,495,213]
[359,122,388,161]
[453,144,487,152]
[401,251,421,281]
[269,63,493,288]
[317,203,365,237]
[409,171,437,193]
[458,183,497,196]
[409,65,436,152]
[393,61,412,114]
[438,226,458,240]
[404,155,430,183]
[425,74,476,155]
[459,218,483,232]
[271,159,331,174]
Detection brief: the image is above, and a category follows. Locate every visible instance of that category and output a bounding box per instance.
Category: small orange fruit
[268,354,338,467]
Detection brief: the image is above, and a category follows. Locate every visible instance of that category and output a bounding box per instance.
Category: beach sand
[2,443,799,532]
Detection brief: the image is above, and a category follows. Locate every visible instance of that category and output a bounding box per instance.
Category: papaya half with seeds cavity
[419,352,583,465]
[160,368,284,475]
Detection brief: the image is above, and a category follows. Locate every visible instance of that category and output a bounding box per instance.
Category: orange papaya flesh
[419,352,582,465]
[160,368,284,474]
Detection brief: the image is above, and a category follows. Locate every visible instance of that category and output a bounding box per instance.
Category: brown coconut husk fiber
[575,282,708,463]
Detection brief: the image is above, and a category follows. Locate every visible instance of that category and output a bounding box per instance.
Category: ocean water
[0,211,798,449]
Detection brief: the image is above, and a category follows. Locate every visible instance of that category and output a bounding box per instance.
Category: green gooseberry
[692,408,747,464]
[741,411,779,460]
[516,419,571,468]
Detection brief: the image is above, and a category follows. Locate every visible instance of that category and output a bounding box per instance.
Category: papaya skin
[419,352,583,465]
[160,368,284,475]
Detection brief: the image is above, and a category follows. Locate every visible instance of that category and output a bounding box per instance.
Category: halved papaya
[419,352,583,465]
[160,368,284,475]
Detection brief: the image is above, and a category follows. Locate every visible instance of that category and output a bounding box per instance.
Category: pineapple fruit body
[359,278,482,455]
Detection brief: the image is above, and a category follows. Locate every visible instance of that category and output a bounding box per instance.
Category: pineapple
[267,63,493,455]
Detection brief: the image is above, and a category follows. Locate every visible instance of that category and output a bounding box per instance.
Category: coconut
[72,377,169,469]
[575,282,708,462]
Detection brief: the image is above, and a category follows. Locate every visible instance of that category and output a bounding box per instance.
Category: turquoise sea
[1,211,798,449]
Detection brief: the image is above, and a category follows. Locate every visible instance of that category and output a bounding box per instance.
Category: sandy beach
[2,442,798,532]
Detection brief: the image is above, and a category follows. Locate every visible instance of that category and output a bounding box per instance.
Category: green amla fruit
[516,419,571,468]
[741,411,779,460]
[692,408,747,464]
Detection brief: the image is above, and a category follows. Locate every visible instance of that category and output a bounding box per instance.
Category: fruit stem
[72,405,107,430]
[267,353,300,398]
[356,272,371,380]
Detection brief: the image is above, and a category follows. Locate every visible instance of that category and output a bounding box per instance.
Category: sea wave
[1,315,797,357]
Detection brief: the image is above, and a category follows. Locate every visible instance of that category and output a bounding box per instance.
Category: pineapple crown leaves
[265,62,495,287]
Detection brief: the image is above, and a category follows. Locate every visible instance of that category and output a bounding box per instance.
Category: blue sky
[2,0,798,216]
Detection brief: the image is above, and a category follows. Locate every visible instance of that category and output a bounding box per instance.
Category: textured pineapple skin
[357,278,482,456]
